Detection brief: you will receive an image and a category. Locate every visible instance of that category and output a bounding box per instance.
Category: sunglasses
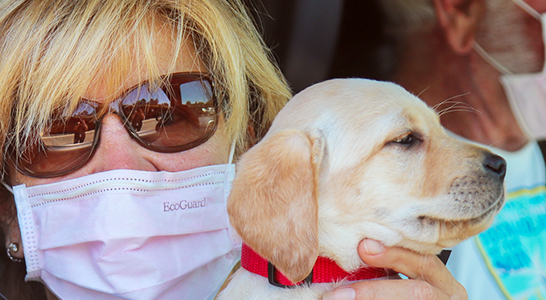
[12,72,219,178]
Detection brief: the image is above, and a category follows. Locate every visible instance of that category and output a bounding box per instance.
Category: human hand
[322,239,467,300]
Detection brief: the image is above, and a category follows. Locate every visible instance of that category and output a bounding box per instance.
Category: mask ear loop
[474,0,543,75]
[1,180,13,195]
[228,141,236,165]
[473,43,514,75]
[512,0,542,21]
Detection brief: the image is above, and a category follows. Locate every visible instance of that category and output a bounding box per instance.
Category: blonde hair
[0,0,290,164]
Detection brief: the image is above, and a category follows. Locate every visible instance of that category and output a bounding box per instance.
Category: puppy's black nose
[484,153,506,180]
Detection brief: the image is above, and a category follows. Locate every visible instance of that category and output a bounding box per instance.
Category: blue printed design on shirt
[476,185,546,300]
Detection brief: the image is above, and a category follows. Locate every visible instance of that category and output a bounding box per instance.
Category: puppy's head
[228,79,505,283]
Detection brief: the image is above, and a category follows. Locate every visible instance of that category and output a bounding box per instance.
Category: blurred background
[244,0,394,93]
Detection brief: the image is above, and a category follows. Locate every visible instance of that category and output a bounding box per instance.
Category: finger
[359,239,449,280]
[323,280,450,300]
[358,239,467,300]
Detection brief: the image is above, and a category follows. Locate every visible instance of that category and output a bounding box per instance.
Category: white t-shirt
[446,139,546,300]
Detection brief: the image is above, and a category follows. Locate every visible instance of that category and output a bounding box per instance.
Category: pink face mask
[14,165,241,300]
[474,1,546,140]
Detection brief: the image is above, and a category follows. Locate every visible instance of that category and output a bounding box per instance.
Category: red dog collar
[241,243,390,288]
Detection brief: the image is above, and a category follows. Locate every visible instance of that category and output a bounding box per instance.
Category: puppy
[219,79,506,299]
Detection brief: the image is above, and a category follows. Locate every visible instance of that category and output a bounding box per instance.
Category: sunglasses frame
[10,72,220,178]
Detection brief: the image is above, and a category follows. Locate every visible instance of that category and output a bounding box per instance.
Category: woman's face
[9,33,231,188]
[4,27,233,300]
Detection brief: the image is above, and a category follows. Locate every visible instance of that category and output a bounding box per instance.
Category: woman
[0,0,288,298]
[0,0,466,299]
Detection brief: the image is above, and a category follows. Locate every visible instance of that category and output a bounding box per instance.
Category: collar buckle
[267,261,313,288]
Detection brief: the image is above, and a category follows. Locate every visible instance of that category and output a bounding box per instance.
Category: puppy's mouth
[418,192,504,225]
[413,191,504,246]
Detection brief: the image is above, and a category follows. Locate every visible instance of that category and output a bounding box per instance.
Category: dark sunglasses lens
[121,77,217,152]
[16,103,99,177]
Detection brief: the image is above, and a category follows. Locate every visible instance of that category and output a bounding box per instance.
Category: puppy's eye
[390,133,421,148]
[394,134,415,145]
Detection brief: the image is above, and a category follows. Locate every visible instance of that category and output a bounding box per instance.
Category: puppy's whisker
[437,103,482,117]
[436,101,474,112]
[432,93,471,110]
[417,86,431,98]
[439,108,482,117]
[434,101,465,115]
[488,140,501,148]
[433,93,480,117]
[444,92,472,102]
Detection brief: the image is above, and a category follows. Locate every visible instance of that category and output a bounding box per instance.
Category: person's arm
[323,239,467,300]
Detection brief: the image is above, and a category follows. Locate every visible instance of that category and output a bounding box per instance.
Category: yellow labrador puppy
[219,79,505,299]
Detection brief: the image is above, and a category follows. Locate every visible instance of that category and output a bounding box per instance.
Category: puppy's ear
[228,129,324,283]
